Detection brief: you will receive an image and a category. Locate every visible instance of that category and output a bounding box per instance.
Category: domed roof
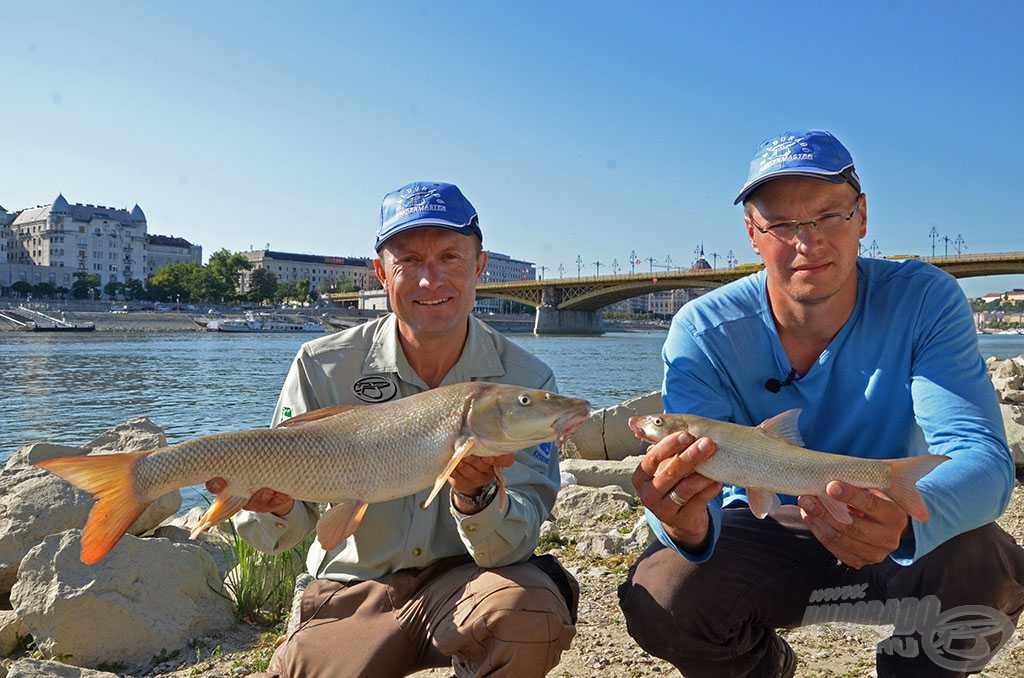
[691,257,712,270]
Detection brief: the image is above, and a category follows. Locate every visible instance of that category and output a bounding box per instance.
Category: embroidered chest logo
[352,375,398,403]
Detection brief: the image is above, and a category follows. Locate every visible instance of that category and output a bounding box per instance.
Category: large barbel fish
[36,381,591,564]
[629,409,949,523]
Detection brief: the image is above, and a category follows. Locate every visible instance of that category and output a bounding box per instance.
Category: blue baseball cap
[734,130,861,205]
[375,181,482,252]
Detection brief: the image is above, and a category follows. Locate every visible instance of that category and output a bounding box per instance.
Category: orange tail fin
[36,452,152,564]
[884,454,950,522]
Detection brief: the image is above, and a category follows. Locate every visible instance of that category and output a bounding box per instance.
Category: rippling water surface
[2,330,1021,508]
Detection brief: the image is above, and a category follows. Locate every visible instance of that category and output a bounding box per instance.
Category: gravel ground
[93,482,1022,678]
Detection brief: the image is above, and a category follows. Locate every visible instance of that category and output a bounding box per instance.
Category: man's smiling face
[374,227,487,341]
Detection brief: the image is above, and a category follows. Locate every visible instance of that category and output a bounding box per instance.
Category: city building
[0,206,12,263]
[1,194,148,291]
[238,249,378,294]
[146,234,202,277]
[980,289,1024,304]
[477,250,536,313]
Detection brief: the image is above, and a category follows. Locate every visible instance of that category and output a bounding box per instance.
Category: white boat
[206,312,324,333]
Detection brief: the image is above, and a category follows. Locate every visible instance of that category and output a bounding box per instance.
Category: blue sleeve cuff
[644,500,722,564]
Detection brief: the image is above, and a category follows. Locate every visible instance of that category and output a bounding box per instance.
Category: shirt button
[465,524,478,533]
[412,547,423,557]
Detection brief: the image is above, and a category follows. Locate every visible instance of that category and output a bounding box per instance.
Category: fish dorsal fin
[276,404,361,428]
[757,408,804,447]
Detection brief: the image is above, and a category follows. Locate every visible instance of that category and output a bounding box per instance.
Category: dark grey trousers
[618,505,1024,677]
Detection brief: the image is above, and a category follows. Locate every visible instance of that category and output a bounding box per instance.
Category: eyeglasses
[749,195,863,243]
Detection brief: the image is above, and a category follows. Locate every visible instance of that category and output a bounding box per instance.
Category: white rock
[1002,404,1024,468]
[3,444,83,472]
[0,421,181,595]
[0,468,93,594]
[0,610,27,658]
[146,525,235,580]
[10,530,234,669]
[82,417,166,453]
[552,485,636,528]
[559,471,577,487]
[3,659,118,677]
[561,391,661,461]
[560,456,642,496]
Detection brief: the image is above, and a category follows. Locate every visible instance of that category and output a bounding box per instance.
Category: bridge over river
[327,252,1024,334]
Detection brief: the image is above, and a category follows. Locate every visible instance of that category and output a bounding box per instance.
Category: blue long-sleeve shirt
[647,257,1012,565]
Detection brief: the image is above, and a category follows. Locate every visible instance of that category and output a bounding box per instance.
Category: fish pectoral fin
[191,493,251,539]
[757,408,805,447]
[316,500,368,551]
[746,487,781,519]
[276,404,361,428]
[422,437,477,510]
[818,493,853,524]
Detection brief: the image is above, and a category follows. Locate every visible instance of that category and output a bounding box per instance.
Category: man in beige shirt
[209,181,576,677]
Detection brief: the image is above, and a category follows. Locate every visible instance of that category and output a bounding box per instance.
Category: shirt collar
[363,314,506,388]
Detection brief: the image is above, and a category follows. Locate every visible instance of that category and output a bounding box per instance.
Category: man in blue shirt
[618,130,1024,677]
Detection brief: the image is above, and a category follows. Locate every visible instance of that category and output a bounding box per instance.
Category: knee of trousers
[906,524,1024,610]
[618,555,728,660]
[468,586,575,649]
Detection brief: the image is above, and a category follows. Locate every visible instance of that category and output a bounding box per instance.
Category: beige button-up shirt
[235,314,561,582]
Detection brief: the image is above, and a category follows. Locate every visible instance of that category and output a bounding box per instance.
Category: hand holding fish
[798,480,911,569]
[449,453,516,514]
[205,479,295,517]
[632,431,723,551]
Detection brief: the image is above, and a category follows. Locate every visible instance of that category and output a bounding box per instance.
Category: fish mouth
[627,416,656,442]
[554,405,591,445]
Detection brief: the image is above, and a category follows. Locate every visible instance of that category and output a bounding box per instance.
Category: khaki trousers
[255,555,577,678]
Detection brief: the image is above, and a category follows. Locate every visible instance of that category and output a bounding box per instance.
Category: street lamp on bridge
[646,256,656,273]
[558,263,565,278]
[941,235,952,257]
[593,260,602,276]
[929,226,939,257]
[611,258,620,275]
[955,234,966,257]
[727,250,738,268]
[576,255,583,277]
[629,249,638,274]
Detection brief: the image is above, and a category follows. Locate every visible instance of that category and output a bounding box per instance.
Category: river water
[2,330,1022,509]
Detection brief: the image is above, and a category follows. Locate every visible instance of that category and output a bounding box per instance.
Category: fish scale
[134,385,470,502]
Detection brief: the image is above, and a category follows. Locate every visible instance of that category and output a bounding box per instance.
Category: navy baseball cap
[375,181,482,252]
[734,130,861,205]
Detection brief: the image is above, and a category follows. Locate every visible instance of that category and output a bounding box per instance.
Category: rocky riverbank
[2,356,1023,677]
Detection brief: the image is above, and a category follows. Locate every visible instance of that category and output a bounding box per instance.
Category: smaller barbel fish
[629,409,949,523]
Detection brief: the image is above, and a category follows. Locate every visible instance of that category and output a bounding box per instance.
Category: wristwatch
[451,480,498,511]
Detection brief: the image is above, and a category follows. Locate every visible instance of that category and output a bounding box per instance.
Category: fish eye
[652,417,663,427]
[518,394,532,406]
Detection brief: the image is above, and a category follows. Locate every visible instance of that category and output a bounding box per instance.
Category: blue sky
[1,1,1021,298]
